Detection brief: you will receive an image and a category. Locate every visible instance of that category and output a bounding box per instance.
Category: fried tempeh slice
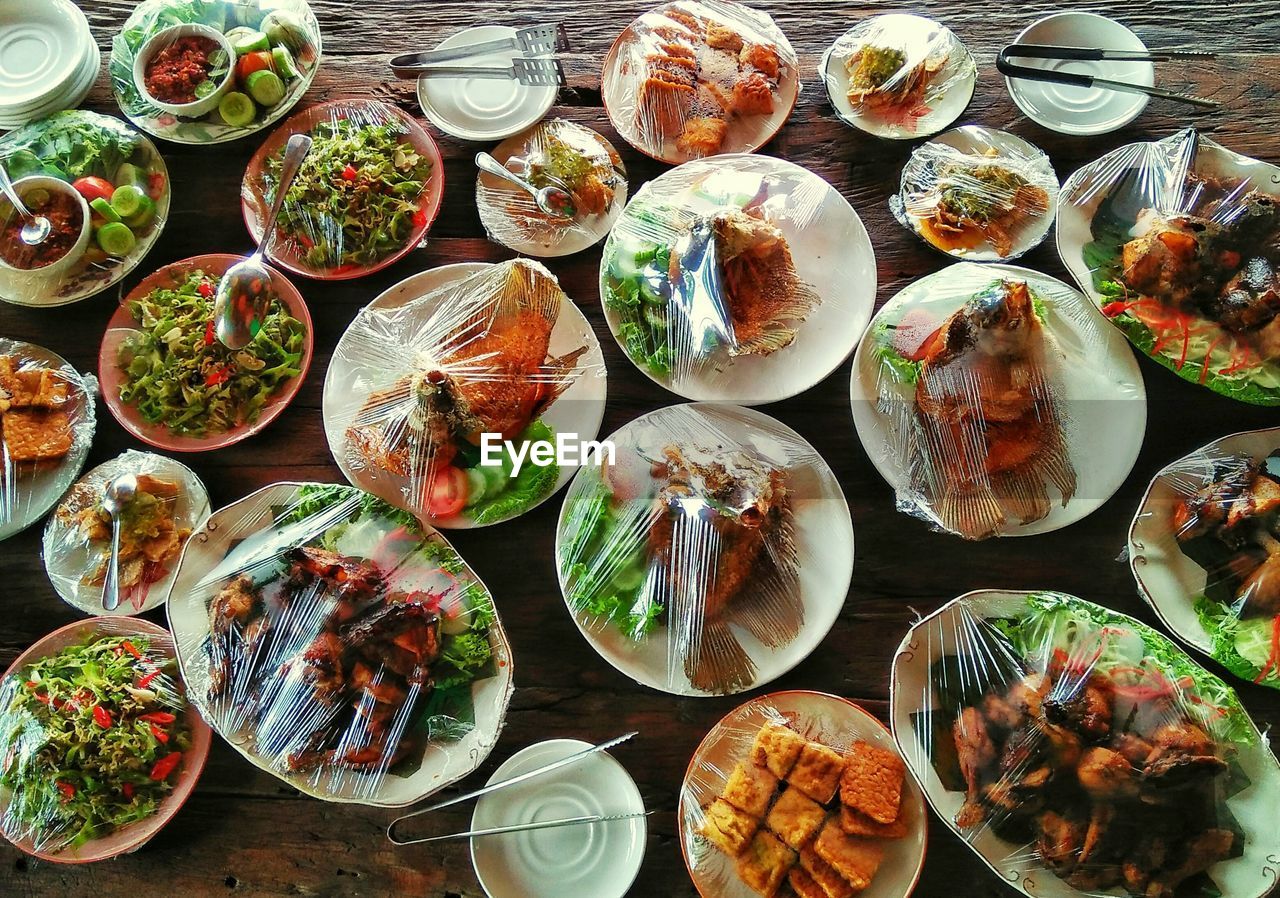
[701,797,759,856]
[839,802,908,839]
[751,722,807,779]
[813,819,885,891]
[764,786,827,850]
[787,865,829,898]
[737,830,797,897]
[2,408,72,461]
[723,760,779,816]
[789,741,845,804]
[840,740,906,824]
[798,844,857,898]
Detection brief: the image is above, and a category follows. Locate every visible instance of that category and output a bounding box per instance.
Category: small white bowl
[0,176,91,278]
[417,24,556,141]
[1004,12,1153,136]
[132,23,234,118]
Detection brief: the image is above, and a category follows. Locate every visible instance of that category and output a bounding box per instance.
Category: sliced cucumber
[123,195,156,230]
[271,46,298,80]
[231,30,269,55]
[638,275,666,306]
[231,1,264,28]
[481,462,509,494]
[223,26,257,46]
[89,197,121,223]
[96,222,136,257]
[244,70,284,107]
[612,563,645,592]
[441,605,472,636]
[114,162,147,190]
[109,184,146,219]
[218,91,257,127]
[262,11,309,52]
[464,468,489,504]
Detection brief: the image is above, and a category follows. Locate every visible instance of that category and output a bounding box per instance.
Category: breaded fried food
[789,741,845,804]
[798,844,857,898]
[637,75,695,136]
[706,19,744,52]
[2,408,72,462]
[813,819,885,891]
[840,740,906,824]
[675,116,728,157]
[701,797,759,856]
[764,786,827,850]
[723,760,779,816]
[787,865,828,898]
[839,802,908,838]
[740,42,781,79]
[732,72,775,116]
[737,830,796,897]
[751,722,806,778]
[0,357,67,410]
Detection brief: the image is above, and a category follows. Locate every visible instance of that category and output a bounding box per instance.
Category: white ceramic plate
[0,0,89,112]
[821,14,976,141]
[890,589,1280,898]
[166,481,515,806]
[42,450,210,616]
[1128,426,1280,658]
[418,25,556,142]
[322,261,608,530]
[1005,12,1152,136]
[555,402,854,696]
[471,739,647,898]
[849,262,1146,538]
[680,690,927,898]
[600,154,876,404]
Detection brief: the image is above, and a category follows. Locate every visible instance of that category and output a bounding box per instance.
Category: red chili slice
[149,752,183,781]
[92,705,113,729]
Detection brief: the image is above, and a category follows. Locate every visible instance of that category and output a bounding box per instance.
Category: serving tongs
[997,44,1220,109]
[393,56,567,87]
[390,23,569,81]
[387,732,643,846]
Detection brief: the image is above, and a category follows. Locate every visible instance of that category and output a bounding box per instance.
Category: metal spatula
[393,56,566,86]
[389,24,569,73]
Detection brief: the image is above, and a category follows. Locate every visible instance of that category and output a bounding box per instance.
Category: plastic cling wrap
[602,0,799,164]
[851,263,1146,540]
[891,126,1059,261]
[823,14,976,140]
[679,691,925,898]
[325,258,605,529]
[165,482,513,805]
[0,339,96,542]
[476,119,628,258]
[43,451,210,616]
[1129,427,1280,691]
[0,111,170,307]
[241,99,444,280]
[890,590,1280,898]
[600,154,876,403]
[555,403,852,697]
[110,0,321,145]
[1057,128,1280,406]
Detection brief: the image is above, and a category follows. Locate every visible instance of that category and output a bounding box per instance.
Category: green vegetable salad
[601,203,676,378]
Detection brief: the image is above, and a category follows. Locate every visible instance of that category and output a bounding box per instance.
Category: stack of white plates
[0,0,100,131]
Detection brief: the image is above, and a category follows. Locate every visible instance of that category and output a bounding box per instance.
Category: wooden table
[3,1,1280,895]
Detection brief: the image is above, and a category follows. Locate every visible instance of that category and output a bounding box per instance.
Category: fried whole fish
[912,279,1077,539]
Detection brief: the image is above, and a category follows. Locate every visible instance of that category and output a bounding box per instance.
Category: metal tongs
[387,732,646,845]
[390,24,569,86]
[997,44,1220,109]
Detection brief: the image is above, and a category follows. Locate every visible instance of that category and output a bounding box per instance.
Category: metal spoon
[101,473,138,612]
[0,163,50,246]
[214,133,312,350]
[475,152,575,219]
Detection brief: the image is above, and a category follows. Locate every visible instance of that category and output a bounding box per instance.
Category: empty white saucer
[470,739,646,898]
[417,25,557,141]
[0,0,97,129]
[1004,12,1153,135]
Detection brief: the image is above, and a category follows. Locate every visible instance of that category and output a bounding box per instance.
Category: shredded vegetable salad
[266,118,433,271]
[0,635,191,852]
[117,269,306,436]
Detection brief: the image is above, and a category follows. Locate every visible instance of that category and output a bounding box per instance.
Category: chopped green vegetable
[463,420,561,524]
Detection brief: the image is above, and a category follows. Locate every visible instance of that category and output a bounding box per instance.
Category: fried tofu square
[675,116,728,157]
[789,741,845,804]
[787,865,828,898]
[840,802,908,839]
[751,722,807,778]
[723,760,778,816]
[813,819,885,891]
[765,786,827,850]
[737,830,796,897]
[0,357,67,411]
[798,844,857,898]
[840,740,906,824]
[701,797,759,856]
[706,20,744,53]
[2,408,71,462]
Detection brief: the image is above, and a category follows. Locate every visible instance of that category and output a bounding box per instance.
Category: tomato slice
[72,176,115,204]
[424,466,468,519]
[891,308,942,362]
[236,51,273,84]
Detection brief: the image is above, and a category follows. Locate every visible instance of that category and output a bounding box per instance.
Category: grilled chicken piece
[1043,677,1112,742]
[1037,810,1086,875]
[1077,747,1138,800]
[1145,828,1235,898]
[1141,723,1228,786]
[299,631,346,697]
[210,574,259,635]
[1121,213,1220,309]
[345,601,441,685]
[286,546,386,604]
[953,706,996,827]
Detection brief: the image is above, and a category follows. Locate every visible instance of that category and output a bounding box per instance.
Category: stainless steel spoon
[0,163,51,246]
[475,152,575,219]
[214,133,312,350]
[101,473,138,612]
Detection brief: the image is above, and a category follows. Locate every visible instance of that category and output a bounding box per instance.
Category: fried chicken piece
[1076,747,1137,800]
[740,42,781,79]
[731,71,775,116]
[705,20,744,52]
[675,116,728,157]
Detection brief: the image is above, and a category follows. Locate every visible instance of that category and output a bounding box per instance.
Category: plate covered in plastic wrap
[242,98,445,280]
[680,690,927,898]
[43,450,210,616]
[0,337,96,542]
[891,589,1280,898]
[0,616,212,862]
[850,263,1145,540]
[555,402,853,697]
[477,118,628,258]
[0,111,170,307]
[323,258,607,529]
[890,126,1059,262]
[1058,128,1280,406]
[821,14,976,141]
[600,153,875,403]
[1129,426,1280,689]
[166,481,514,805]
[601,0,800,164]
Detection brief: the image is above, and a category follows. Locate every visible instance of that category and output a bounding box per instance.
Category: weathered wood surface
[2,0,1279,895]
